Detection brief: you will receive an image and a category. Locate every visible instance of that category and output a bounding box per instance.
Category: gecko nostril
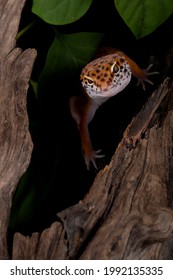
[120,57,125,63]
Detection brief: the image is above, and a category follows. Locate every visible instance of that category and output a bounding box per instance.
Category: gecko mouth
[82,73,131,99]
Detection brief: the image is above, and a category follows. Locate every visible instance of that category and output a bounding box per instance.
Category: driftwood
[0,0,36,259]
[12,77,173,260]
[1,0,173,260]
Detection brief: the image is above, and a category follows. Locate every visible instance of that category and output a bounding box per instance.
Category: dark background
[10,0,173,233]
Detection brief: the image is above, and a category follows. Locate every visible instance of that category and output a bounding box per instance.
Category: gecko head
[80,54,132,100]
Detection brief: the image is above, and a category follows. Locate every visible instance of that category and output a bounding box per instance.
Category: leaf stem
[16,20,37,40]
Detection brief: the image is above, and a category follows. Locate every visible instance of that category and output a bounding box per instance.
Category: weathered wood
[13,222,69,259]
[0,0,36,259]
[1,0,172,260]
[12,75,173,259]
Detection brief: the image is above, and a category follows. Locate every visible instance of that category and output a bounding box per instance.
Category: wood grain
[0,0,36,259]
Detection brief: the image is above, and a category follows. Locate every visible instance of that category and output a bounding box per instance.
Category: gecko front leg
[70,50,158,170]
[69,96,104,170]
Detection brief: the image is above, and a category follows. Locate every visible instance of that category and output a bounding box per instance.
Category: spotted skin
[70,50,158,170]
[80,53,132,101]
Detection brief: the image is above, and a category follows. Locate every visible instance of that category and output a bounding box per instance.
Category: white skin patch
[81,54,132,100]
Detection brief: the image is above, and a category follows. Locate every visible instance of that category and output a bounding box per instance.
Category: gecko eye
[111,62,119,74]
[84,76,94,85]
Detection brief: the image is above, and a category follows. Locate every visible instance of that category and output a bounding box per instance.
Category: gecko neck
[92,96,110,106]
[86,96,110,125]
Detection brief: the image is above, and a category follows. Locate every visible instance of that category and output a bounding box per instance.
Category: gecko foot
[84,149,105,170]
[137,64,159,91]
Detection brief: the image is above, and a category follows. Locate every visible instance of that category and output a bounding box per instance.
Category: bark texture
[0,0,36,259]
[12,76,173,259]
[1,0,173,260]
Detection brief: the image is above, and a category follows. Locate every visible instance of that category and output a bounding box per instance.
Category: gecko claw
[84,149,105,170]
[137,64,159,91]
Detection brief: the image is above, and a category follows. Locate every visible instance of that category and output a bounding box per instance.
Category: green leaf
[30,79,38,98]
[32,0,93,25]
[39,31,104,86]
[114,0,173,38]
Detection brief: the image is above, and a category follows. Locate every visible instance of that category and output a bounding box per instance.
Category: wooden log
[0,0,36,259]
[1,0,172,260]
[12,75,173,259]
